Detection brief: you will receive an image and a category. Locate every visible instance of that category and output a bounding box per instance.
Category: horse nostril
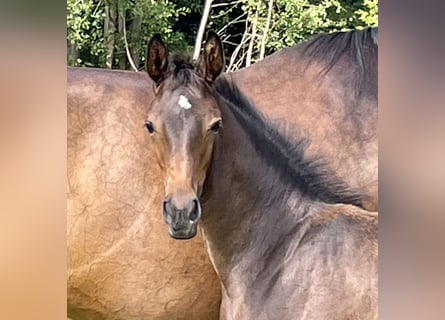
[163,199,172,216]
[189,199,200,221]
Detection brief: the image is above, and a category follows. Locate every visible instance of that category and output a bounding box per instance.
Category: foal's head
[145,32,225,239]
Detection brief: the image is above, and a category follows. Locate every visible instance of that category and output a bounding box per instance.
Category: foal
[144,32,377,320]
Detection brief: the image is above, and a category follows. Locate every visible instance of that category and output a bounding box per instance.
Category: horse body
[200,82,377,320]
[67,68,221,320]
[201,107,378,318]
[203,200,377,320]
[67,28,377,319]
[230,28,378,211]
[145,32,377,320]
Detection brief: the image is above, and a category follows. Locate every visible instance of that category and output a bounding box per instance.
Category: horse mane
[163,54,212,95]
[171,54,195,72]
[168,57,364,206]
[215,77,364,207]
[301,27,378,76]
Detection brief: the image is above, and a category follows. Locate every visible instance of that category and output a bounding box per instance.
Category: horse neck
[199,97,316,288]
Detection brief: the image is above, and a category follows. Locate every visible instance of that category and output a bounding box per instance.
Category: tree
[222,0,379,70]
[67,0,378,70]
[67,0,194,69]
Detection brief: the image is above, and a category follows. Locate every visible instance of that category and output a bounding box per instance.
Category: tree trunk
[193,0,213,61]
[118,5,127,70]
[246,11,258,67]
[104,1,117,69]
[130,15,141,70]
[259,0,274,60]
[67,39,79,66]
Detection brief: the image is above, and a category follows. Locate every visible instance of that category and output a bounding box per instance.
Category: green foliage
[127,0,192,67]
[240,0,378,63]
[67,0,194,68]
[67,0,378,70]
[67,0,104,66]
[356,0,378,27]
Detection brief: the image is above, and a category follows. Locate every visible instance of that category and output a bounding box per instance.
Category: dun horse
[145,32,377,319]
[68,28,377,319]
[67,70,221,320]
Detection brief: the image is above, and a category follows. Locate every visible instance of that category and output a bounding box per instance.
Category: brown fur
[145,32,377,320]
[67,28,377,320]
[67,68,221,320]
[230,30,377,210]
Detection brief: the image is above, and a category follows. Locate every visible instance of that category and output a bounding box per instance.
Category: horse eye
[209,120,222,133]
[144,121,155,134]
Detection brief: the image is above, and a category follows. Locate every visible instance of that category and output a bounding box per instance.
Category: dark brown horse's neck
[199,101,315,288]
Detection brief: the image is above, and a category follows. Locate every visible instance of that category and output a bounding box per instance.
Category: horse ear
[146,34,169,85]
[199,31,224,83]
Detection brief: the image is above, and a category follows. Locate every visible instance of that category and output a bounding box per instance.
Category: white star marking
[178,95,192,110]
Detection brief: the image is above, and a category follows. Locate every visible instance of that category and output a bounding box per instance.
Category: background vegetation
[67,0,377,71]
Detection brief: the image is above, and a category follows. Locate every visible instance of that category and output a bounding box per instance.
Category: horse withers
[230,28,378,211]
[145,32,377,319]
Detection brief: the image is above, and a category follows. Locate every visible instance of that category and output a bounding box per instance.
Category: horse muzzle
[162,197,201,240]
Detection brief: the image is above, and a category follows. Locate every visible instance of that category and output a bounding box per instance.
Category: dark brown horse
[145,32,377,319]
[230,28,378,211]
[68,28,377,319]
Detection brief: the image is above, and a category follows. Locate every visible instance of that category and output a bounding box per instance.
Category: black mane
[172,54,195,72]
[165,55,208,91]
[301,27,378,76]
[215,77,364,207]
[166,56,364,207]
